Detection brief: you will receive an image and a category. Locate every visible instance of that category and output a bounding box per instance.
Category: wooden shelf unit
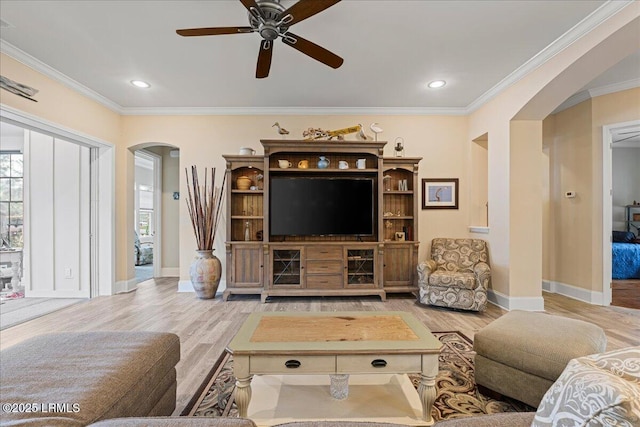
[223,141,421,302]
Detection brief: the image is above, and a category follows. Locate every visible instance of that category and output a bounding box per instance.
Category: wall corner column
[508,120,544,310]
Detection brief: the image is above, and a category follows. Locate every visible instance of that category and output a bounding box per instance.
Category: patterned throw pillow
[532,347,640,427]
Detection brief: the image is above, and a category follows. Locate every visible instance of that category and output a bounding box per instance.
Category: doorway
[602,120,640,309]
[0,122,92,328]
[0,106,115,329]
[134,150,161,283]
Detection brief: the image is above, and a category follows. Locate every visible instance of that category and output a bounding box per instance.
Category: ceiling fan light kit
[176,0,343,79]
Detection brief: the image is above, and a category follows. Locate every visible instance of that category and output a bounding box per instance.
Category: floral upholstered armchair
[417,238,490,311]
[134,231,153,266]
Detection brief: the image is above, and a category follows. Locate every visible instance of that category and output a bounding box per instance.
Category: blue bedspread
[612,242,640,279]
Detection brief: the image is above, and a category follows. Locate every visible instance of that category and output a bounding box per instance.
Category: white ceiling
[0,0,638,114]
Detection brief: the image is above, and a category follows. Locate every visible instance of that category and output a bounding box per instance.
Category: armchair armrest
[417,259,437,284]
[473,261,491,290]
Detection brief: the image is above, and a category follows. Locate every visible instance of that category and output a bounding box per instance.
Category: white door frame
[135,149,162,278]
[602,119,640,306]
[0,105,115,296]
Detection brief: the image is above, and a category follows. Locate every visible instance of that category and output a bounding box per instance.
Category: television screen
[270,177,374,236]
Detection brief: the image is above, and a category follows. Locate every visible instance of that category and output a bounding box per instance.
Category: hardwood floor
[1,277,638,415]
[612,279,640,310]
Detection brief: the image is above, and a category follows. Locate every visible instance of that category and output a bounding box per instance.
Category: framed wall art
[422,178,459,209]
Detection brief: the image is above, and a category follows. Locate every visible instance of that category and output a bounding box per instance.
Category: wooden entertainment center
[223,140,421,302]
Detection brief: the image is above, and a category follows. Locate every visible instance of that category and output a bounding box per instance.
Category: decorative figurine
[370,123,383,141]
[357,124,370,140]
[272,122,289,138]
[303,125,361,141]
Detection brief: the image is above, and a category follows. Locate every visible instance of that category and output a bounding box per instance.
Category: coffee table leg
[418,354,438,425]
[233,355,252,418]
[235,375,252,417]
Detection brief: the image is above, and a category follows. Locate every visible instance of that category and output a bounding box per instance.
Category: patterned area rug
[183,331,533,421]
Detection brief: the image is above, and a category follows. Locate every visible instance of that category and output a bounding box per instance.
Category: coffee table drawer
[250,355,335,374]
[336,354,421,373]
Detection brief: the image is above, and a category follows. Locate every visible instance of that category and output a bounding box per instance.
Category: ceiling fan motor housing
[249,0,289,40]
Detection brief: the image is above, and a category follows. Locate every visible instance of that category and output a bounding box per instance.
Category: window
[0,152,23,248]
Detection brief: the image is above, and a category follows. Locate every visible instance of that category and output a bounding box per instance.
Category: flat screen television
[270,177,375,236]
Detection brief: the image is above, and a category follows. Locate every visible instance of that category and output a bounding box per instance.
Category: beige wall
[543,88,640,294]
[546,99,594,289]
[121,115,471,286]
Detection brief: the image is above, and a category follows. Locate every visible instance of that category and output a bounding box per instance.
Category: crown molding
[466,0,634,114]
[0,0,635,117]
[552,78,640,114]
[588,77,640,97]
[0,40,124,114]
[119,106,468,116]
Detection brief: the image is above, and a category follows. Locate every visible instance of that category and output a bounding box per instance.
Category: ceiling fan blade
[176,26,253,37]
[256,40,273,79]
[282,32,343,69]
[239,0,265,21]
[281,0,341,26]
[615,134,640,143]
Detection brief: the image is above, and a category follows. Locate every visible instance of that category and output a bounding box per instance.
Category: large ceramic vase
[189,250,222,299]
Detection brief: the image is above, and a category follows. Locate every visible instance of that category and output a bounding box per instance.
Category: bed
[612,242,640,279]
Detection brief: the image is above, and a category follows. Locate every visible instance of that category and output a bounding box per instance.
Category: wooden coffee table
[227,311,442,425]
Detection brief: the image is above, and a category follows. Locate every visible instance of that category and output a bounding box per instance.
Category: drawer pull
[285,360,301,369]
[371,359,387,368]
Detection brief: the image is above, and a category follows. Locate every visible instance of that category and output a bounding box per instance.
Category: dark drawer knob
[285,360,301,368]
[371,359,387,368]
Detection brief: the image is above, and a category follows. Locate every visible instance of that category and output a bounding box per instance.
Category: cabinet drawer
[336,354,421,374]
[306,246,343,259]
[306,274,344,289]
[250,355,335,374]
[306,260,343,274]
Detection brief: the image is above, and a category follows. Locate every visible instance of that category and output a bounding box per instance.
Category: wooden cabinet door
[383,244,413,288]
[270,247,304,289]
[231,244,263,288]
[345,247,376,288]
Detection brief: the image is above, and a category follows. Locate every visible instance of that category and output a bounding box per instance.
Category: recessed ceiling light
[428,80,446,89]
[130,80,150,88]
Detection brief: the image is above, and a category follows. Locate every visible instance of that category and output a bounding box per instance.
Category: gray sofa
[88,416,536,426]
[0,331,180,427]
[2,332,636,427]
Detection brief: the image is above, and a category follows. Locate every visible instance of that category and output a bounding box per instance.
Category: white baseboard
[487,289,545,311]
[114,278,138,294]
[178,279,226,294]
[542,280,604,305]
[161,267,179,277]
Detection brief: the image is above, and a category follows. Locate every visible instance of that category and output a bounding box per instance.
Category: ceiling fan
[176,0,344,78]
[613,130,640,143]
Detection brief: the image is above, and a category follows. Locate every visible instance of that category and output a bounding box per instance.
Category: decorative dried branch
[185,166,225,250]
